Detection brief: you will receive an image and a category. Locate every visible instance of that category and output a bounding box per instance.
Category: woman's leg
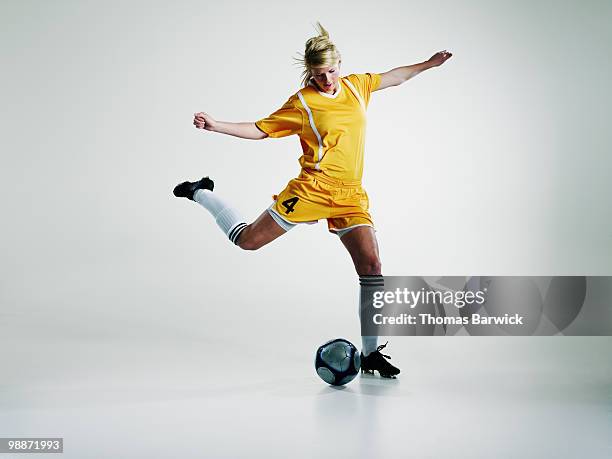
[235,210,287,250]
[340,226,400,377]
[194,188,287,250]
[339,226,382,276]
[174,177,288,250]
[340,226,381,357]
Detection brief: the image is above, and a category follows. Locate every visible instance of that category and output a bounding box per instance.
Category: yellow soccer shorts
[267,169,374,236]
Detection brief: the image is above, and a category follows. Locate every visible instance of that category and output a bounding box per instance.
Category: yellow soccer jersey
[255,73,381,182]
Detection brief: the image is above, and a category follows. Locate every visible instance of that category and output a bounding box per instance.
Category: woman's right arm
[193,112,268,140]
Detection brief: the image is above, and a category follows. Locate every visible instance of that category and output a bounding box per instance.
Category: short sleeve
[346,73,382,106]
[255,95,303,138]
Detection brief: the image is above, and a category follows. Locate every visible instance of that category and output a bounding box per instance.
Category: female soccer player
[174,23,452,378]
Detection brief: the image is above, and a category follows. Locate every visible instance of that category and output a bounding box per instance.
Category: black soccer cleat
[360,342,400,379]
[173,176,214,200]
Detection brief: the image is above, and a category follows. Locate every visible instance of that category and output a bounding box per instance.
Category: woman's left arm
[375,50,453,91]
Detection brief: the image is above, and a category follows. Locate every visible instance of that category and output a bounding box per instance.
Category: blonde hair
[295,22,341,87]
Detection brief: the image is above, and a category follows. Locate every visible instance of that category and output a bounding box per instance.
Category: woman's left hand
[428,50,453,67]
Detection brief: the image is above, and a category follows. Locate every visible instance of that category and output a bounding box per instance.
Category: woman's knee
[356,257,382,276]
[235,211,287,251]
[236,228,259,250]
[236,226,265,251]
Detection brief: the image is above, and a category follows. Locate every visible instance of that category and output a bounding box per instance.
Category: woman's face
[311,62,341,94]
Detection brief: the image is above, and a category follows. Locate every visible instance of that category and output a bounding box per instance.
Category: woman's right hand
[193,112,216,131]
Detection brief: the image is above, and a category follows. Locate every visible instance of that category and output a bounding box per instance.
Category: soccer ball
[315,338,361,386]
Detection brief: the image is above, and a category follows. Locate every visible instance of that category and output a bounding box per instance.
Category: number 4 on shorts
[281,197,299,214]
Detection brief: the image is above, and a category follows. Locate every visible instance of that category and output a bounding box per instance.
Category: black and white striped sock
[227,222,247,245]
[359,275,384,356]
[194,189,247,245]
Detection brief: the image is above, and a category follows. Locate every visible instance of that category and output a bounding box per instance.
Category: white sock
[361,336,378,357]
[193,189,247,245]
[359,275,382,356]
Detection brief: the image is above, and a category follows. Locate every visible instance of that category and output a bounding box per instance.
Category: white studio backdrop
[1,0,611,360]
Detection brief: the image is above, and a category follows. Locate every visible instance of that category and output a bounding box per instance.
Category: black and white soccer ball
[315,338,361,386]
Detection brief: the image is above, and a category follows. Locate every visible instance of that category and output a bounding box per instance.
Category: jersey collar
[309,78,343,99]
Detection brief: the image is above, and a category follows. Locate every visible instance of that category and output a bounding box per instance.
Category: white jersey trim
[297,90,325,170]
[344,79,366,111]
